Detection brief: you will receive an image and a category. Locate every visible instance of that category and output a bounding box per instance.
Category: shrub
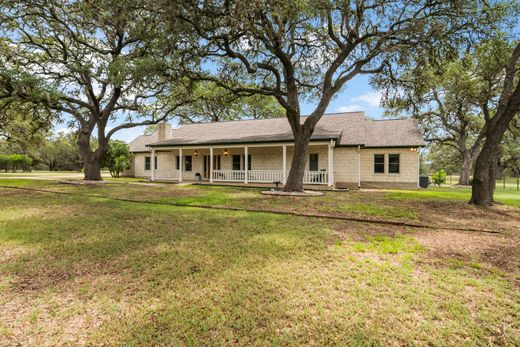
[103,141,132,178]
[0,154,32,172]
[0,155,11,172]
[431,169,447,186]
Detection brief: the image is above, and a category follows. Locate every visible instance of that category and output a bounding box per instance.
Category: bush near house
[103,141,132,178]
[431,169,447,186]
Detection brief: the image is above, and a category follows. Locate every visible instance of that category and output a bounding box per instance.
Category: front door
[203,155,221,179]
[203,155,209,179]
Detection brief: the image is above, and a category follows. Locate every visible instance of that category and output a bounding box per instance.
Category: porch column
[209,147,214,183]
[179,148,183,182]
[151,148,156,181]
[327,141,333,187]
[244,146,248,184]
[357,145,361,188]
[282,145,287,184]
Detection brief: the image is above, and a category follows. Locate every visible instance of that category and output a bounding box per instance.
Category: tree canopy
[0,0,197,179]
[377,38,515,185]
[165,0,500,191]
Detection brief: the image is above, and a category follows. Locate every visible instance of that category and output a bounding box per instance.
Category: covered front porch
[149,141,335,186]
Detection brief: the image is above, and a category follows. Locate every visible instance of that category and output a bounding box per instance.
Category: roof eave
[146,136,340,148]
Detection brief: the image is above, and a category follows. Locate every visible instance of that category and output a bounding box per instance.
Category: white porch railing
[211,170,328,184]
[154,169,178,181]
[212,170,246,182]
[303,170,328,184]
[247,170,284,183]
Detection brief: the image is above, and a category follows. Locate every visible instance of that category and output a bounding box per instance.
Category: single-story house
[126,112,425,189]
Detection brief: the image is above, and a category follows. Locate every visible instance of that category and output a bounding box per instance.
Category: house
[126,112,425,189]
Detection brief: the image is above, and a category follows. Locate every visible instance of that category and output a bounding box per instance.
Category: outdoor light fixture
[410,148,418,152]
[224,149,229,156]
[194,150,199,156]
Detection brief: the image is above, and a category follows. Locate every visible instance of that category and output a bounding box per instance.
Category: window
[145,156,157,171]
[232,155,241,170]
[309,154,318,171]
[374,154,385,173]
[242,154,251,170]
[185,155,192,171]
[388,154,400,174]
[176,156,180,170]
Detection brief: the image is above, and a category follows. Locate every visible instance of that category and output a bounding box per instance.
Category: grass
[351,235,425,254]
[387,186,520,207]
[339,203,418,220]
[0,179,519,345]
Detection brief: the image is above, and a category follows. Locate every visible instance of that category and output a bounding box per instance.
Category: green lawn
[0,179,519,345]
[388,186,520,207]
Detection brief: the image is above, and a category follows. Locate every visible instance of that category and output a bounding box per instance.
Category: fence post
[517,172,519,191]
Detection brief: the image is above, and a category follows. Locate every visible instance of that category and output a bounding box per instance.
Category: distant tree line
[0,129,132,176]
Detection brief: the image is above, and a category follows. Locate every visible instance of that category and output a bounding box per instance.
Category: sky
[97,74,385,143]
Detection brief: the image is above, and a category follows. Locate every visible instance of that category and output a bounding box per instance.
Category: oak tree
[470,41,520,205]
[170,0,490,191]
[0,0,195,180]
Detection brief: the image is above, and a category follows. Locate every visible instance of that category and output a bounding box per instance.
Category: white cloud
[336,104,363,113]
[351,91,381,107]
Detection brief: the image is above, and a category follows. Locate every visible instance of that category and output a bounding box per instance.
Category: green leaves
[103,141,132,178]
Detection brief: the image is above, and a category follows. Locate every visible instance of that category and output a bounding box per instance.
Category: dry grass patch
[0,182,519,345]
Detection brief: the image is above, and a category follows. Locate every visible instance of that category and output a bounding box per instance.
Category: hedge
[0,154,33,172]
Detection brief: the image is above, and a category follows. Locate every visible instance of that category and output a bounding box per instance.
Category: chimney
[157,122,172,142]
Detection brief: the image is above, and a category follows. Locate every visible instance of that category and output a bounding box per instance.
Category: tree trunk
[77,131,105,181]
[470,111,517,205]
[458,153,472,186]
[284,128,312,192]
[471,42,520,205]
[84,158,102,181]
[470,147,497,206]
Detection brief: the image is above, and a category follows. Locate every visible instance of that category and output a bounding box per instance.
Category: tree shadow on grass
[1,188,519,345]
[0,191,329,295]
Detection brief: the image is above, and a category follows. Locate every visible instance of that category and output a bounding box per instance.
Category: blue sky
[104,74,384,143]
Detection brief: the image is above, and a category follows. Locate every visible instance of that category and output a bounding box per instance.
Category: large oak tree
[470,41,520,205]
[0,0,196,180]
[377,44,501,186]
[168,0,491,191]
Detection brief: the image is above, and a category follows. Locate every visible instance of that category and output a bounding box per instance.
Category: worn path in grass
[1,178,518,233]
[1,184,519,345]
[0,184,507,235]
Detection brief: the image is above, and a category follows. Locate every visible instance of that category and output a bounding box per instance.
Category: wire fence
[437,173,520,191]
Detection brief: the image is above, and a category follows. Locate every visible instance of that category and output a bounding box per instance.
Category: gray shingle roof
[128,132,159,152]
[129,112,424,151]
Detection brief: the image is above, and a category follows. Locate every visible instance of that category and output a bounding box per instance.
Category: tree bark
[458,152,472,186]
[78,131,106,181]
[284,127,312,192]
[470,147,497,206]
[84,158,102,181]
